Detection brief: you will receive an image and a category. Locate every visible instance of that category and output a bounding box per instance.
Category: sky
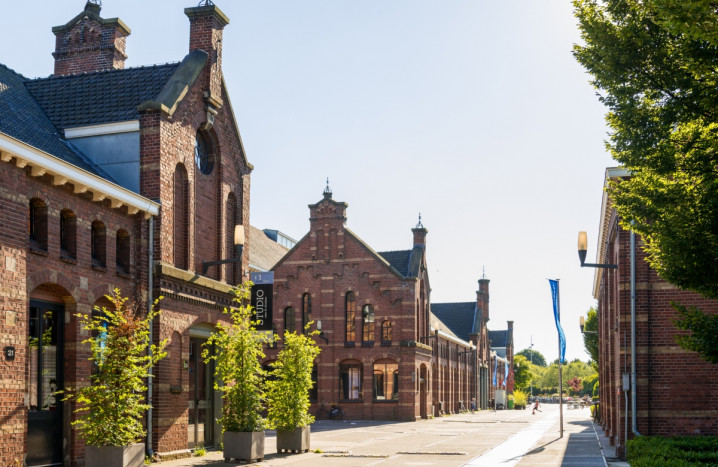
[0,1,615,363]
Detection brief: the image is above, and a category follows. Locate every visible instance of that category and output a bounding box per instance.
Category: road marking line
[463,413,559,466]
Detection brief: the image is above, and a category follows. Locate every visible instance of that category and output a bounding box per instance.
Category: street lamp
[579,316,598,335]
[578,231,617,269]
[202,224,244,275]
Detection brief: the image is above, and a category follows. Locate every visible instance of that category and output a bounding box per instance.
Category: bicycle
[316,401,344,420]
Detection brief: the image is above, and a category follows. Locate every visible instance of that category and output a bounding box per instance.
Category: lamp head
[578,231,588,265]
[234,225,245,246]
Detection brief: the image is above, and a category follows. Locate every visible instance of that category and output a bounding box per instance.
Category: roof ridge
[0,63,29,81]
[29,61,181,82]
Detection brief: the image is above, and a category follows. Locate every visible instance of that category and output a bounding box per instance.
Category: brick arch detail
[87,283,118,306]
[27,269,80,303]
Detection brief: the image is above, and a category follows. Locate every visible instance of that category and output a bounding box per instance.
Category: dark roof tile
[431,302,476,342]
[378,250,411,277]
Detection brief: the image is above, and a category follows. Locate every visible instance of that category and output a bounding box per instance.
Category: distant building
[489,322,514,408]
[593,168,718,456]
[248,226,290,272]
[268,188,491,419]
[262,228,298,250]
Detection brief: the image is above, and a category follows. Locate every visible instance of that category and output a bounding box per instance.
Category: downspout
[630,224,641,436]
[147,215,155,457]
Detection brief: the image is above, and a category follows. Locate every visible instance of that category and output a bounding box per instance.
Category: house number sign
[5,346,16,361]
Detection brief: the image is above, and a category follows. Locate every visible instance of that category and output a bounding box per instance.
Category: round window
[194,131,214,175]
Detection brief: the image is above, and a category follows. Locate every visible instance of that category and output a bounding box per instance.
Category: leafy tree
[568,377,583,394]
[573,0,718,363]
[64,289,166,447]
[582,307,599,363]
[516,348,547,367]
[513,355,533,391]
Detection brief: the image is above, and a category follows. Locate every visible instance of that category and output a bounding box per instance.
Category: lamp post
[202,224,244,276]
[578,231,617,269]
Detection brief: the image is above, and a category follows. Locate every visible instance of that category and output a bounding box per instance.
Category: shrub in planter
[266,326,321,453]
[204,282,272,463]
[63,289,166,466]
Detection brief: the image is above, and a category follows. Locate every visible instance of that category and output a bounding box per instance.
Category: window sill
[91,263,107,272]
[361,342,374,348]
[60,255,77,265]
[381,341,392,347]
[339,399,363,403]
[344,342,355,348]
[116,270,132,279]
[372,399,399,403]
[29,246,48,257]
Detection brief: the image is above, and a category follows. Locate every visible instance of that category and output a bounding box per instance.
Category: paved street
[158,404,620,466]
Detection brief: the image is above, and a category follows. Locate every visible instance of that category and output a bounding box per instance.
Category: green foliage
[593,380,600,398]
[582,373,598,395]
[194,446,206,457]
[673,302,718,363]
[533,360,596,395]
[573,0,718,364]
[64,289,166,447]
[513,389,528,408]
[204,281,271,433]
[516,348,546,367]
[513,355,533,391]
[582,308,598,364]
[266,325,321,431]
[627,435,718,467]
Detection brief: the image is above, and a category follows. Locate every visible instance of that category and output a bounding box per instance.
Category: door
[27,301,64,466]
[188,337,214,448]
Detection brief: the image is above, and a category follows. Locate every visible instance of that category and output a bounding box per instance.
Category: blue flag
[549,279,567,363]
[504,356,509,387]
[493,356,497,386]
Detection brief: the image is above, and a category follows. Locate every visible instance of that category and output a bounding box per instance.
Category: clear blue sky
[0,1,615,363]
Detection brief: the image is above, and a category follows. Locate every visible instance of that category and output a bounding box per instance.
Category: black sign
[4,346,15,361]
[251,272,274,331]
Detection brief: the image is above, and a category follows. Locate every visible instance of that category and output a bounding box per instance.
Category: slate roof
[378,250,411,277]
[25,63,180,129]
[0,64,110,177]
[431,302,476,342]
[249,225,290,272]
[489,330,508,348]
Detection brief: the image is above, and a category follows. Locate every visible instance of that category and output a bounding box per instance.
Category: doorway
[27,300,64,466]
[188,337,215,448]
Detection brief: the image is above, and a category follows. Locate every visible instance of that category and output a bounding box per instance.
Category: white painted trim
[434,328,475,349]
[0,132,159,216]
[64,120,140,139]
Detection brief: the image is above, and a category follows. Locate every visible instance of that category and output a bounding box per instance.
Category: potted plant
[266,326,321,453]
[204,281,270,463]
[63,289,166,467]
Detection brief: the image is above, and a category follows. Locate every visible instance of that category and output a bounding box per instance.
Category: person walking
[470,398,477,413]
[532,400,541,415]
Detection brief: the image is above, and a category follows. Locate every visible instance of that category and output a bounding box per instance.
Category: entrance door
[27,301,64,466]
[188,337,214,448]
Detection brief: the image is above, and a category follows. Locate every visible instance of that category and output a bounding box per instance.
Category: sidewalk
[155,405,624,466]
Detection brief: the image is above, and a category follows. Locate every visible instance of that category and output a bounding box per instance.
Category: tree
[573,0,718,364]
[516,348,547,367]
[513,355,533,391]
[582,307,599,364]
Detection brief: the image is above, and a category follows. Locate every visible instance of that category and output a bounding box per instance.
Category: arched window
[309,363,318,401]
[345,292,356,343]
[226,193,238,284]
[60,209,76,259]
[194,130,215,175]
[340,360,362,400]
[116,229,130,274]
[302,293,312,335]
[91,221,106,268]
[173,164,189,270]
[381,321,393,345]
[28,198,48,251]
[362,304,375,344]
[373,360,399,401]
[284,307,296,334]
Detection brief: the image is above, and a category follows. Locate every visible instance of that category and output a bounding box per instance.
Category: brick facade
[0,2,251,464]
[594,169,718,456]
[268,190,488,420]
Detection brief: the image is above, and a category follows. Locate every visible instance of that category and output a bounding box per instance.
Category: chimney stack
[477,277,490,323]
[412,214,427,246]
[52,1,130,76]
[184,3,229,105]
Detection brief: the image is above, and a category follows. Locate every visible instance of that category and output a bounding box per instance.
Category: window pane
[345,292,355,342]
[341,363,361,400]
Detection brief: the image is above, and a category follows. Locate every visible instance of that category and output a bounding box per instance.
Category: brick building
[488,323,514,408]
[592,168,718,456]
[268,188,492,420]
[0,2,251,464]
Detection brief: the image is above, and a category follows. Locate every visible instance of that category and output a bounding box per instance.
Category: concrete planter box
[85,443,144,467]
[276,425,310,453]
[223,431,265,463]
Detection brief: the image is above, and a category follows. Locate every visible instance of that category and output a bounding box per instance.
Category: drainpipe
[630,224,641,436]
[147,215,155,457]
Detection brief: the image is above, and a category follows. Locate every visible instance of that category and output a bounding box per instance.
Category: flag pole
[549,278,565,438]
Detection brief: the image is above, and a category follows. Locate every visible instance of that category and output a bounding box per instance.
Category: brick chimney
[477,276,490,323]
[412,214,428,246]
[52,1,130,76]
[184,3,229,105]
